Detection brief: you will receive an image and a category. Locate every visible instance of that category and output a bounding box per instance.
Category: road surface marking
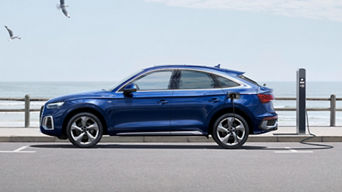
[13,145,29,152]
[274,147,313,153]
[0,145,36,153]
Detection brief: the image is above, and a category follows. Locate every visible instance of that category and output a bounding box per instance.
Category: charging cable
[228,93,240,124]
[230,93,236,121]
[299,111,333,149]
[306,110,315,137]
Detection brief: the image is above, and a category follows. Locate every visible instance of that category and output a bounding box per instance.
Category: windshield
[108,69,143,91]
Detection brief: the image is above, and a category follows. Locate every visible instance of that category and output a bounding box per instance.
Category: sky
[0,0,342,82]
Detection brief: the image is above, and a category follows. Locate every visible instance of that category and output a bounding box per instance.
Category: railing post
[24,94,30,128]
[330,94,336,127]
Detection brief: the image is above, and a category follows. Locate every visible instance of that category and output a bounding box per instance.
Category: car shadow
[30,143,333,151]
[30,143,228,150]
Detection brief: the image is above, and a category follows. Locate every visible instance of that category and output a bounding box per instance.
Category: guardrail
[0,95,48,127]
[0,94,341,127]
[274,95,342,126]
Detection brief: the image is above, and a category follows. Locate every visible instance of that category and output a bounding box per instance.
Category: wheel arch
[207,107,254,135]
[61,107,108,139]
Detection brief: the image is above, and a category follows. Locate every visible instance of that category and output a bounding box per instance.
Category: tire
[212,113,249,149]
[66,112,103,148]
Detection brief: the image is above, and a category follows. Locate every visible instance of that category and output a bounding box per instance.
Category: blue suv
[40,65,277,148]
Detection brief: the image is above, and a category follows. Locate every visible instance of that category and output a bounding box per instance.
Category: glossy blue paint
[40,65,277,138]
[168,89,226,133]
[107,91,174,133]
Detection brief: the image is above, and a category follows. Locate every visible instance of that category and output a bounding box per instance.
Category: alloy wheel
[216,116,246,147]
[68,114,102,147]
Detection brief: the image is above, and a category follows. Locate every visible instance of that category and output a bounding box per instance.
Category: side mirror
[123,83,138,97]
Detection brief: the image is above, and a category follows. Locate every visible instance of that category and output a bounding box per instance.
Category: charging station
[274,68,307,135]
[296,68,306,134]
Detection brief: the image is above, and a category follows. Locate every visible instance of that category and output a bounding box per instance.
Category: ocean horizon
[0,81,341,127]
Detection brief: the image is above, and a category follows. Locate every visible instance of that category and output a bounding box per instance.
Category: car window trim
[115,68,246,93]
[210,73,221,88]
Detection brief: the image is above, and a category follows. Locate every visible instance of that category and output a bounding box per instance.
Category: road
[0,142,341,192]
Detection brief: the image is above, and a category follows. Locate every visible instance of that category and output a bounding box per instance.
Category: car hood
[47,90,112,103]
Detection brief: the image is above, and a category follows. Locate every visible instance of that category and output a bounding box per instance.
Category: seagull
[57,0,70,18]
[4,26,21,40]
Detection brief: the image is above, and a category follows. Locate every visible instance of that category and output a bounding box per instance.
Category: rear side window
[239,75,260,86]
[214,75,240,88]
[178,70,215,89]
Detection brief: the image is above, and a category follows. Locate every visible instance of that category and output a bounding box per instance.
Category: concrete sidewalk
[0,126,342,142]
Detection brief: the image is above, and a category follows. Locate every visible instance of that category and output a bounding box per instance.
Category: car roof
[143,65,245,76]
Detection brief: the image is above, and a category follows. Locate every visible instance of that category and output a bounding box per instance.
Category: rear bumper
[259,116,278,131]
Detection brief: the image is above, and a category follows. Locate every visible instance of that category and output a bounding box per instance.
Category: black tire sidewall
[66,112,103,148]
[212,113,249,149]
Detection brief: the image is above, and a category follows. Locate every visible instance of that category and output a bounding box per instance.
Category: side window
[214,75,240,88]
[239,75,260,86]
[178,70,215,89]
[132,70,172,90]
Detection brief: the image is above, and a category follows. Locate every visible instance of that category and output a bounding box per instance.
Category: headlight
[46,102,64,109]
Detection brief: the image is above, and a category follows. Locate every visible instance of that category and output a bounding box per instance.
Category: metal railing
[274,95,341,126]
[0,95,48,127]
[0,94,341,127]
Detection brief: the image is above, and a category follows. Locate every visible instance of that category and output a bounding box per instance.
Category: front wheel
[212,113,249,149]
[66,112,103,148]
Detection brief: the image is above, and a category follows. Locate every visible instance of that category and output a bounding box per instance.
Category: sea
[0,81,341,127]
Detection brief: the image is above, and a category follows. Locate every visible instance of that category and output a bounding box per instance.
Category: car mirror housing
[123,83,138,97]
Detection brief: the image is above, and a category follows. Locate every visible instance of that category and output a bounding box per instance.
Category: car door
[168,69,227,134]
[108,70,175,134]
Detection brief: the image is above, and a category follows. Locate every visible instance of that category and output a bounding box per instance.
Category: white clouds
[145,0,342,22]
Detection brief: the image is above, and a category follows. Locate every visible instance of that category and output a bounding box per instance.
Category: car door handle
[158,100,168,105]
[209,98,220,103]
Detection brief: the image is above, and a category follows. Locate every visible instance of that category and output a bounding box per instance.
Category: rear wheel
[66,112,103,148]
[212,113,249,149]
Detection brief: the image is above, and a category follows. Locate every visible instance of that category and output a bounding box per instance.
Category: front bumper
[40,106,54,130]
[39,105,64,137]
[41,116,54,130]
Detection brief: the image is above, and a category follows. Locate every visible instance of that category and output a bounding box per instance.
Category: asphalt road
[0,142,341,192]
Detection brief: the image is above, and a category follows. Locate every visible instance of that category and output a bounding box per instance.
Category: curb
[0,135,342,142]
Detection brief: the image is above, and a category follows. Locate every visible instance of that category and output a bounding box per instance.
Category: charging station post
[296,68,306,134]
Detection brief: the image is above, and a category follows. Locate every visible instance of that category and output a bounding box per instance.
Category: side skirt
[116,131,205,136]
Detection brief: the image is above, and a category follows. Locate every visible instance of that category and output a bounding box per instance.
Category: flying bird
[57,0,70,18]
[4,26,21,40]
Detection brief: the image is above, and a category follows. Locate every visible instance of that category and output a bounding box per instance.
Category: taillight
[258,94,273,103]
